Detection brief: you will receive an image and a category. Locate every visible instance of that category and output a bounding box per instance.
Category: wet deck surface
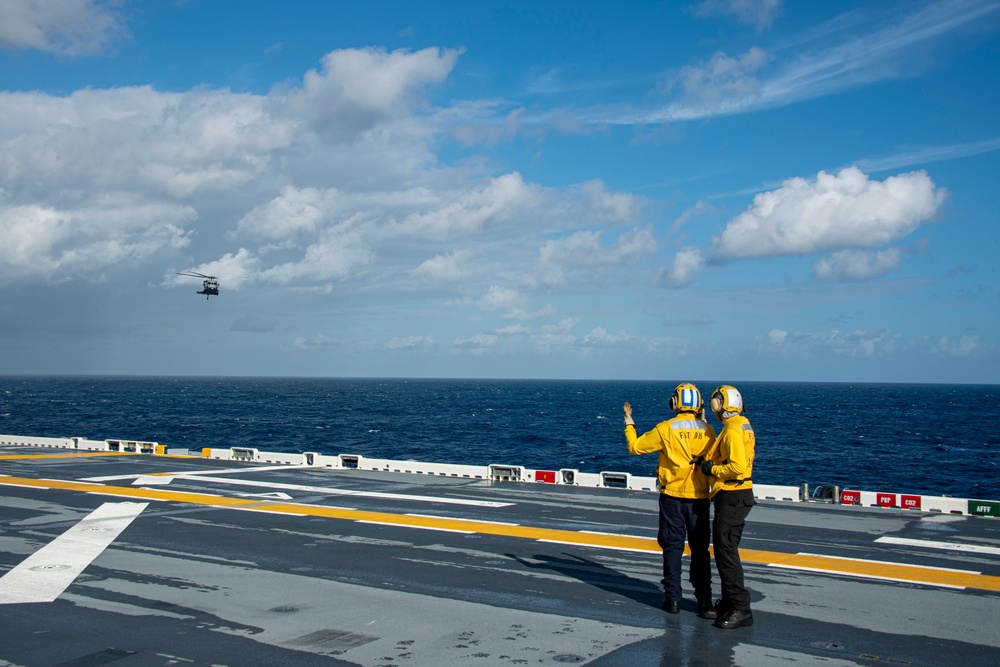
[2,445,999,666]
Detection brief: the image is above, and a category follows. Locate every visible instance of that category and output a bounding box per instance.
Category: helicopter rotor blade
[176,271,217,279]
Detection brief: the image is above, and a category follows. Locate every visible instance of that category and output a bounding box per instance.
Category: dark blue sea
[2,376,998,501]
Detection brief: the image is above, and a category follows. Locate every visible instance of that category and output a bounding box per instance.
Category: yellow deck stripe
[2,473,998,592]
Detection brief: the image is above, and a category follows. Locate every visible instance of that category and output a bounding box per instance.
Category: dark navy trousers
[657,494,711,603]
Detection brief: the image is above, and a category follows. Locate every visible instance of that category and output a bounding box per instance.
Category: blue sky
[0,0,998,383]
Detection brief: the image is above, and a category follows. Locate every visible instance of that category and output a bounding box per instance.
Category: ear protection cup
[711,385,744,414]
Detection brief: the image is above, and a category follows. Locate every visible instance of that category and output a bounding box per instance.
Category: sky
[0,0,998,383]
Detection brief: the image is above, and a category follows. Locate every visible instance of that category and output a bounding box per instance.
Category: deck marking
[134,475,172,486]
[766,564,966,589]
[403,515,521,526]
[235,491,294,500]
[536,538,658,554]
[875,536,1000,556]
[0,501,148,604]
[85,465,297,481]
[0,452,134,461]
[357,520,475,534]
[86,469,512,507]
[159,473,513,508]
[796,551,981,574]
[4,474,1000,593]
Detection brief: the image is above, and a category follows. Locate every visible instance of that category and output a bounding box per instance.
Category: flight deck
[1,436,999,666]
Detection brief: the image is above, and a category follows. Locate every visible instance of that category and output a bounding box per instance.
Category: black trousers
[712,488,755,611]
[657,494,711,603]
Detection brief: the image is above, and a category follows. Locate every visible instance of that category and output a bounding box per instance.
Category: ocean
[2,375,998,501]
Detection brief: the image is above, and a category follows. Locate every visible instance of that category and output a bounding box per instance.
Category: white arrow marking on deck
[234,491,293,500]
[875,536,1000,556]
[0,501,147,604]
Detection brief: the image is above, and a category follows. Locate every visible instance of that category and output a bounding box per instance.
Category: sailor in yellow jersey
[700,384,756,629]
[624,383,717,618]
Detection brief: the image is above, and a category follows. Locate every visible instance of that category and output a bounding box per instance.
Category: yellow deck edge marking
[3,474,999,593]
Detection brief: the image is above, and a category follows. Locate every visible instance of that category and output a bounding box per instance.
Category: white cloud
[0,86,289,200]
[535,318,578,350]
[578,180,643,223]
[753,327,900,358]
[0,0,127,56]
[644,0,1000,124]
[813,247,906,281]
[479,285,523,312]
[714,167,946,259]
[689,0,783,30]
[667,47,772,104]
[533,227,656,286]
[931,335,982,356]
[386,335,433,349]
[285,46,461,138]
[258,226,373,284]
[582,327,633,346]
[235,186,337,240]
[292,334,343,351]
[765,329,787,345]
[452,333,499,350]
[661,247,705,288]
[413,250,475,282]
[0,41,708,301]
[0,46,469,290]
[505,304,556,321]
[398,172,543,240]
[451,319,693,361]
[0,195,193,282]
[856,137,1000,174]
[474,285,553,320]
[670,201,715,235]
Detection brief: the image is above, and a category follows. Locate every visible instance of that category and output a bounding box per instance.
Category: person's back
[645,412,715,498]
[623,383,717,618]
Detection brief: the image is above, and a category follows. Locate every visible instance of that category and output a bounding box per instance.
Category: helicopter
[177,272,220,299]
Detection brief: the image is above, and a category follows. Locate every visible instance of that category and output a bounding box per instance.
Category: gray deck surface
[1,445,999,666]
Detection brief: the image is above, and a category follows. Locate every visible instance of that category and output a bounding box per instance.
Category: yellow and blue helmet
[668,382,703,413]
[710,385,745,414]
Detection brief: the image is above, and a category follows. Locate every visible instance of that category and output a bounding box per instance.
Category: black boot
[697,598,717,619]
[714,608,753,629]
[661,597,680,613]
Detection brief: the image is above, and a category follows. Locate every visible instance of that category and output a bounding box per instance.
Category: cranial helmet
[668,383,703,413]
[711,385,745,415]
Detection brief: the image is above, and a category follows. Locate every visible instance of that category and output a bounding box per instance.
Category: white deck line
[535,538,659,554]
[83,465,299,481]
[355,520,475,535]
[133,474,513,508]
[875,536,1000,556]
[766,564,967,590]
[0,501,148,604]
[795,551,981,575]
